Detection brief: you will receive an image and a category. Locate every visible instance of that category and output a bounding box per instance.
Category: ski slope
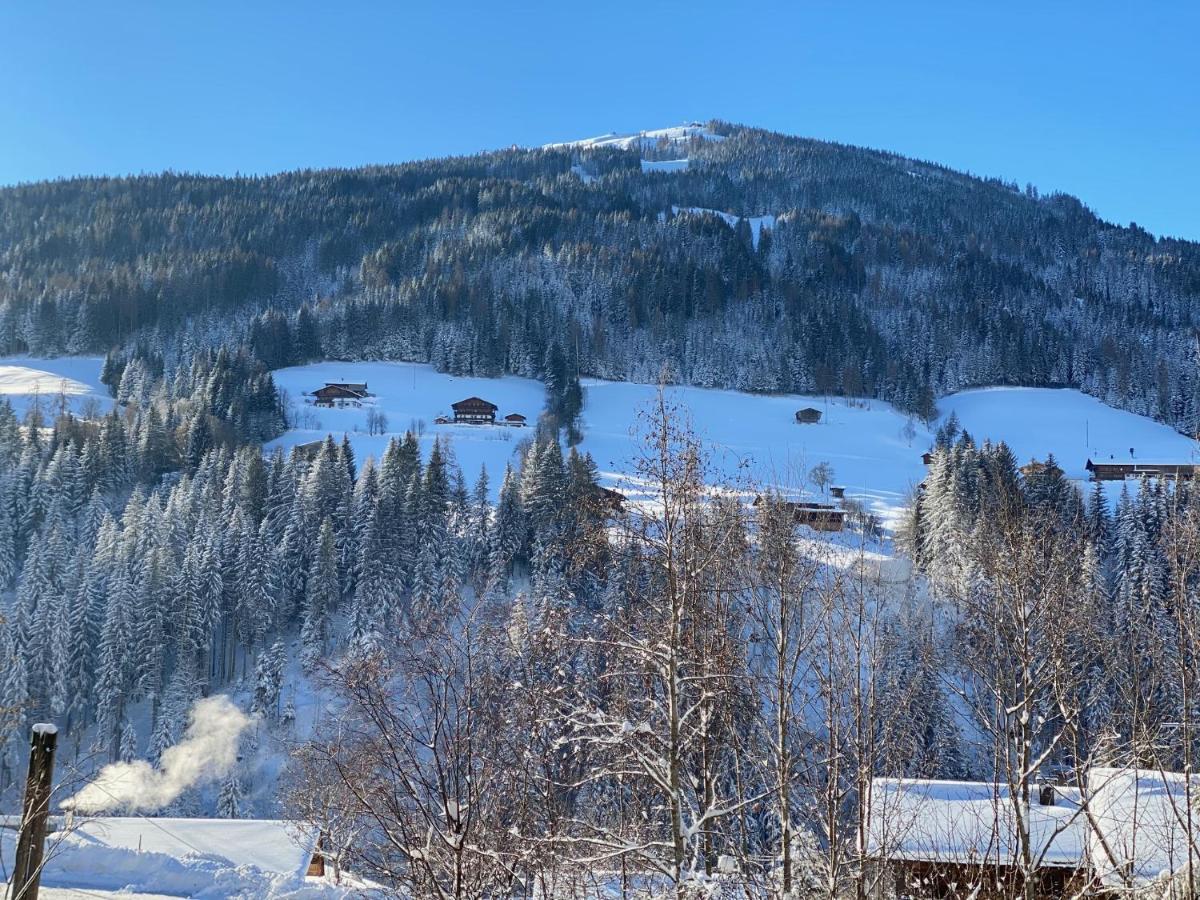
[268,361,546,495]
[0,356,112,418]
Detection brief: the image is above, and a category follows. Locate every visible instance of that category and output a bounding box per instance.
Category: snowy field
[0,356,112,418]
[267,368,1200,526]
[576,380,932,527]
[940,387,1200,502]
[268,361,545,495]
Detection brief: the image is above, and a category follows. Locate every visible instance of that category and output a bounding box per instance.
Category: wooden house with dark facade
[452,397,498,424]
[795,407,822,424]
[1086,458,1199,481]
[752,496,846,532]
[312,382,369,408]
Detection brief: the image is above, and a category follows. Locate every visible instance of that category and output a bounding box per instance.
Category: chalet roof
[452,396,498,411]
[325,381,367,392]
[314,383,366,398]
[797,406,821,413]
[1087,767,1200,887]
[504,412,527,420]
[867,769,1200,886]
[866,778,1086,870]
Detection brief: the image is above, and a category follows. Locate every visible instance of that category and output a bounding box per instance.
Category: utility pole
[11,723,58,900]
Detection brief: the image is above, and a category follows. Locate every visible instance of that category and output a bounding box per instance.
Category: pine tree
[301,518,338,667]
[217,770,245,819]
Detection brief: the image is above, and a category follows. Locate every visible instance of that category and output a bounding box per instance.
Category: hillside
[1,121,1198,437]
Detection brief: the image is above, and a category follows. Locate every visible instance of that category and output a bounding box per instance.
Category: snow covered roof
[47,816,318,878]
[866,778,1087,870]
[869,771,1200,888]
[1087,767,1200,888]
[1,817,321,897]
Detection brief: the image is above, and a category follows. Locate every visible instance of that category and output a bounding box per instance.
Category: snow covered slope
[577,380,931,527]
[544,122,724,151]
[0,356,112,418]
[268,361,546,494]
[939,387,1200,480]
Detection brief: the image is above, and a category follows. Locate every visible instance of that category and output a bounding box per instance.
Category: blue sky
[2,1,1197,239]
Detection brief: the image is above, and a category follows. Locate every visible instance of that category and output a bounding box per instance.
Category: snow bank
[268,361,545,498]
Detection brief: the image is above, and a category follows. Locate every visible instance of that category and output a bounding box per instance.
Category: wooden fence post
[11,723,58,900]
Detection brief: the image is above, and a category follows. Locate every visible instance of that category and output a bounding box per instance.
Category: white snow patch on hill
[670,206,776,249]
[545,122,724,151]
[576,380,931,528]
[938,387,1200,480]
[641,158,689,174]
[268,361,545,496]
[0,356,112,418]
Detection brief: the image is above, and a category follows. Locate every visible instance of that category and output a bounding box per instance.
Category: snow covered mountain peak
[543,121,725,151]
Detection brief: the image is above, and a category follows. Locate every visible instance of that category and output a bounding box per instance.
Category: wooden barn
[921,451,934,466]
[312,382,368,408]
[452,396,498,424]
[752,497,846,532]
[795,407,822,425]
[1086,458,1199,481]
[503,412,527,427]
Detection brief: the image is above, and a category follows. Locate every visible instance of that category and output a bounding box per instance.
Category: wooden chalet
[434,415,451,425]
[830,485,846,500]
[290,440,325,462]
[921,451,934,466]
[1086,458,1199,482]
[452,396,498,424]
[795,407,822,425]
[1020,458,1064,479]
[312,381,368,408]
[752,496,846,532]
[595,486,627,511]
[503,412,527,427]
[867,768,1200,899]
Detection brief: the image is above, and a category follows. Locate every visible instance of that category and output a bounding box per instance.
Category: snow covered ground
[268,361,545,495]
[267,367,1200,526]
[0,356,112,418]
[940,387,1200,479]
[544,122,724,151]
[576,380,931,528]
[641,158,689,174]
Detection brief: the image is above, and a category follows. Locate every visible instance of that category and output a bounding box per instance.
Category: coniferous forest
[2,121,1199,430]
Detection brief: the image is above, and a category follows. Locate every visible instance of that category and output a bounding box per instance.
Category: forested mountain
[3,121,1199,430]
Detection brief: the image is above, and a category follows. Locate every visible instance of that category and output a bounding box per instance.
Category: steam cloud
[63,695,252,814]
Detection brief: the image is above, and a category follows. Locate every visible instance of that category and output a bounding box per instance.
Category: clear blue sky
[2,1,1197,239]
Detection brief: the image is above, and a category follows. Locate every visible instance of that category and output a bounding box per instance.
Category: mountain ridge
[1,120,1198,434]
